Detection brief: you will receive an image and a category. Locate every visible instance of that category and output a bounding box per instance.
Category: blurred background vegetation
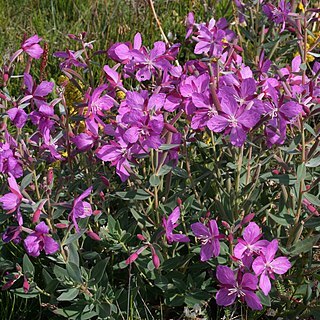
[0,0,232,65]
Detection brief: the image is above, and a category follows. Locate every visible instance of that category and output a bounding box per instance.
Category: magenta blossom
[7,107,28,128]
[21,35,44,59]
[193,18,234,57]
[0,142,23,178]
[0,173,24,225]
[2,226,22,244]
[53,49,87,69]
[24,222,59,257]
[234,222,269,260]
[191,220,221,261]
[252,239,291,295]
[23,73,54,108]
[162,207,189,244]
[216,266,262,310]
[263,0,291,32]
[130,41,173,82]
[96,135,139,182]
[69,187,93,232]
[207,94,260,146]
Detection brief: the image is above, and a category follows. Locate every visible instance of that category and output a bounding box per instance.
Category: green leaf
[149,174,160,187]
[256,291,271,306]
[63,229,86,246]
[161,254,194,271]
[53,265,68,281]
[131,208,153,227]
[157,164,172,176]
[89,258,109,285]
[305,217,320,228]
[57,288,80,301]
[306,157,320,168]
[14,288,39,299]
[159,144,180,150]
[20,172,34,190]
[116,189,151,200]
[289,235,320,256]
[108,215,116,234]
[297,163,306,182]
[172,167,188,179]
[304,193,320,206]
[68,242,80,266]
[154,275,168,291]
[66,262,83,284]
[97,303,112,318]
[269,174,296,185]
[269,213,294,226]
[23,254,35,276]
[185,291,211,307]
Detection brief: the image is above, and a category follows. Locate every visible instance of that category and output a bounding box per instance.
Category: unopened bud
[55,223,68,229]
[164,122,178,133]
[221,221,231,229]
[87,231,101,241]
[137,234,146,241]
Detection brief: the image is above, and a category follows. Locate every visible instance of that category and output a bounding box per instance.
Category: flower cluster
[0,3,318,316]
[216,222,291,310]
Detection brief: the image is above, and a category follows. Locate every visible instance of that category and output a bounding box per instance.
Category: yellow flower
[116,89,126,101]
[203,132,212,145]
[58,75,84,115]
[58,75,86,132]
[294,31,320,63]
[298,2,305,12]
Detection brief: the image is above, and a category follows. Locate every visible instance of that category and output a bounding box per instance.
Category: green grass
[0,0,230,63]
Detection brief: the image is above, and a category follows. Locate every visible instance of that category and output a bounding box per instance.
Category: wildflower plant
[0,0,320,319]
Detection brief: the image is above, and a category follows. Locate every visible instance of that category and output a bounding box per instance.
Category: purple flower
[2,226,22,244]
[191,92,216,130]
[252,239,291,295]
[0,142,23,178]
[21,35,44,59]
[130,41,172,82]
[234,222,269,260]
[23,73,54,108]
[7,107,28,128]
[263,0,291,33]
[207,94,260,146]
[191,220,220,261]
[0,173,23,214]
[53,49,87,69]
[29,104,56,144]
[96,135,138,182]
[69,187,93,232]
[264,87,302,147]
[108,33,142,63]
[162,207,189,244]
[24,222,59,257]
[193,18,234,57]
[216,266,262,310]
[179,73,210,115]
[185,12,195,39]
[85,85,116,135]
[72,132,97,151]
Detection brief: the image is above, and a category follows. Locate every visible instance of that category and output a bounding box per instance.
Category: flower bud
[151,246,160,269]
[23,277,30,293]
[55,223,68,229]
[47,168,54,186]
[86,231,101,241]
[221,221,231,229]
[137,234,146,241]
